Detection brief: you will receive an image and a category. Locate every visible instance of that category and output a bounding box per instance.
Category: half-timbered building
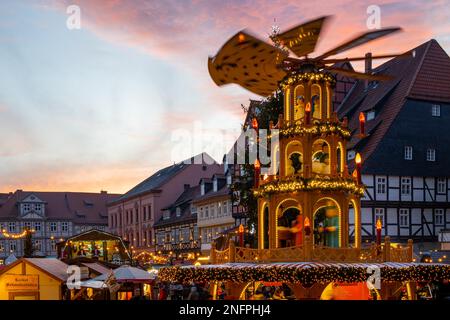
[339,39,450,247]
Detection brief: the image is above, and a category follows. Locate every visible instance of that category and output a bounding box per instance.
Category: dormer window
[23,203,31,213]
[176,207,181,217]
[432,104,441,117]
[347,150,356,160]
[163,211,170,220]
[366,110,375,121]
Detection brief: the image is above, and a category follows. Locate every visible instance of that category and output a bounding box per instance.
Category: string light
[254,176,365,198]
[280,72,336,89]
[159,264,450,285]
[277,121,351,140]
[1,228,34,239]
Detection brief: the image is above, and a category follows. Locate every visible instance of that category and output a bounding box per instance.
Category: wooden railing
[234,245,305,263]
[210,237,414,264]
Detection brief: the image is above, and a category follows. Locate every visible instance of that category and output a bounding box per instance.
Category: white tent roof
[93,265,156,282]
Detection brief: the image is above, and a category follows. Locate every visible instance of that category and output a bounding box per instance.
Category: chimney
[364,52,372,89]
[101,190,107,194]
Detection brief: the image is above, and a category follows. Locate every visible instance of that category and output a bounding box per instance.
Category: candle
[254,159,261,188]
[376,218,382,246]
[252,117,259,130]
[355,153,362,184]
[359,112,366,136]
[304,217,311,236]
[305,103,311,125]
[238,224,244,247]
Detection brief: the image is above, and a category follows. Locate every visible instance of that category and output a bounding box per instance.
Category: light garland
[1,228,34,239]
[253,177,365,198]
[158,264,450,285]
[280,72,336,89]
[279,121,351,140]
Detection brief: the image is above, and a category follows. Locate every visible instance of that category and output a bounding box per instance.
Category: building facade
[0,190,119,264]
[338,39,450,247]
[107,153,223,250]
[153,185,201,257]
[194,174,233,254]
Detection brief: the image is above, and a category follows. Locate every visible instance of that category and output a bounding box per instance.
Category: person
[289,214,304,246]
[217,284,226,300]
[272,287,286,300]
[158,285,167,300]
[251,287,265,300]
[187,286,199,300]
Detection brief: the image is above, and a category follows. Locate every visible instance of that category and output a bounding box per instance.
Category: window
[404,146,413,160]
[50,222,57,232]
[50,240,56,252]
[223,201,228,214]
[205,207,209,218]
[34,203,42,212]
[435,209,445,226]
[376,177,386,194]
[432,104,441,117]
[347,150,356,160]
[366,110,375,121]
[24,222,32,229]
[401,177,411,195]
[437,178,446,194]
[163,211,170,220]
[8,222,16,232]
[33,222,41,232]
[427,149,436,162]
[176,207,181,217]
[35,240,42,251]
[9,242,16,252]
[61,222,69,232]
[22,203,31,213]
[375,208,385,227]
[399,209,409,227]
[190,205,197,215]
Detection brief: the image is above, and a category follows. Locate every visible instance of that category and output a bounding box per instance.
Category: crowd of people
[156,282,213,300]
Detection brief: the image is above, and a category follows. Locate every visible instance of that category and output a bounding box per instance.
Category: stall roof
[93,265,156,283]
[0,258,69,282]
[82,262,112,275]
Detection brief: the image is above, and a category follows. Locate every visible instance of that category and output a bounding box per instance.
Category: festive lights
[280,72,336,89]
[253,176,365,198]
[1,228,34,239]
[158,264,450,285]
[277,121,352,140]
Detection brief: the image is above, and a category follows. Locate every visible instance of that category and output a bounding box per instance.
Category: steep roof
[154,185,201,227]
[338,39,450,165]
[193,184,230,204]
[0,190,120,224]
[113,152,215,203]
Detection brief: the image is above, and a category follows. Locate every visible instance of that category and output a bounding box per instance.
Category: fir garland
[158,264,450,285]
[253,176,365,198]
[279,121,351,140]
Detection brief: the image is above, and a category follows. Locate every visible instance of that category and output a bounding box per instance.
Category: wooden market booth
[0,258,69,300]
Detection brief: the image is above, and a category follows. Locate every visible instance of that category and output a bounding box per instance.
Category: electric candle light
[251,117,259,130]
[376,218,382,246]
[355,153,362,184]
[238,224,244,247]
[359,112,365,136]
[305,102,311,124]
[254,158,261,188]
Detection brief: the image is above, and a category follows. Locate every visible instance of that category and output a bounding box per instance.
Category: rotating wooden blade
[322,51,412,64]
[208,30,288,97]
[326,67,393,81]
[314,27,402,61]
[276,16,330,57]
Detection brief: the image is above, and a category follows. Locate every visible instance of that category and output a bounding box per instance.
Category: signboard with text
[4,275,39,291]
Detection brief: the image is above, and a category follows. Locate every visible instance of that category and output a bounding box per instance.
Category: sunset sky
[0,0,449,194]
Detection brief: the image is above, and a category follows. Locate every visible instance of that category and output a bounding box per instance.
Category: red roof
[338,39,450,163]
[0,190,120,224]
